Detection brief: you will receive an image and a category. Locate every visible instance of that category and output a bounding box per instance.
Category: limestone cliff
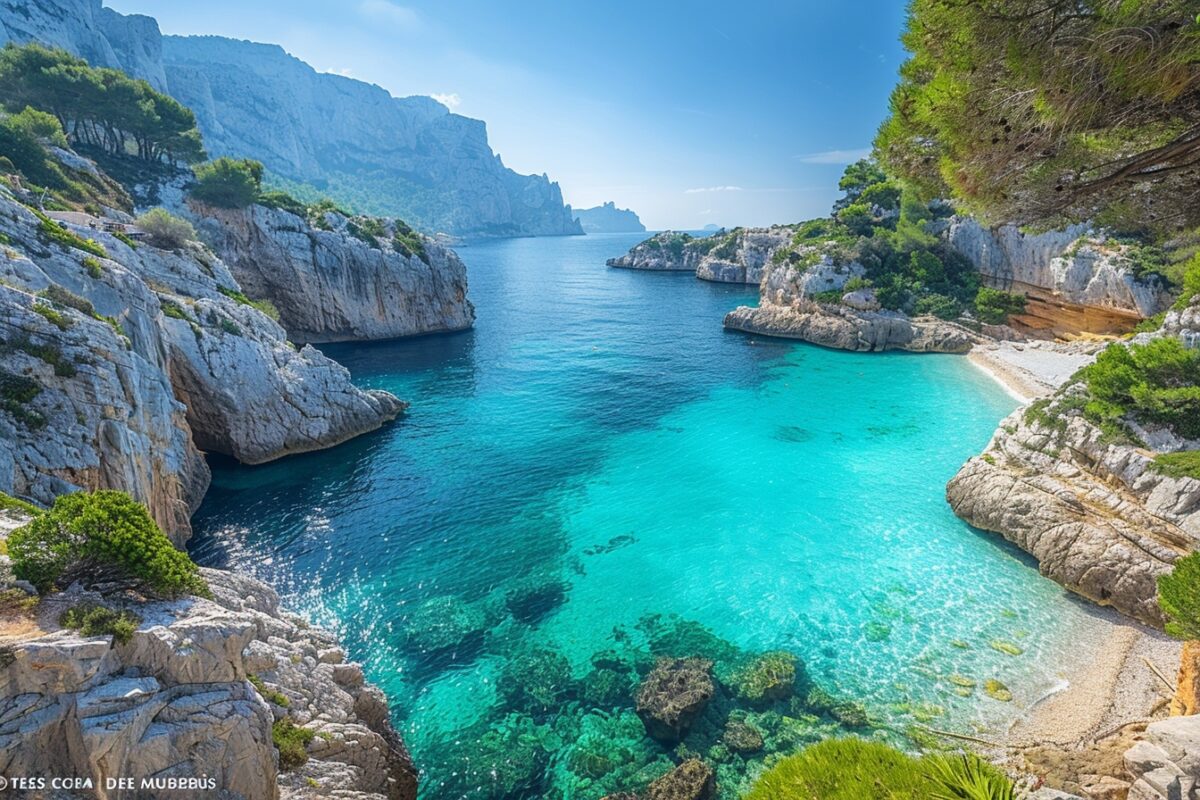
[0,510,416,800]
[946,301,1200,625]
[944,219,1173,335]
[2,0,582,238]
[190,203,474,343]
[572,202,646,233]
[0,180,403,542]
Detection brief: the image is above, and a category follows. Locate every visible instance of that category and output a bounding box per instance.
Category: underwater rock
[645,758,716,800]
[990,639,1025,656]
[732,651,798,706]
[505,573,569,624]
[498,647,575,714]
[424,713,552,799]
[721,720,764,753]
[638,615,741,664]
[636,658,715,743]
[985,679,1014,702]
[401,596,487,663]
[803,686,869,727]
[584,534,638,556]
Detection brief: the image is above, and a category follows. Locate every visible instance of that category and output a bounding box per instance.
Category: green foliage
[33,209,107,258]
[189,157,263,208]
[744,738,1014,800]
[216,285,280,321]
[1176,254,1200,309]
[59,602,140,645]
[0,369,45,429]
[1151,451,1200,481]
[915,293,962,320]
[1078,338,1200,439]
[392,221,429,264]
[249,674,291,707]
[876,1,1200,232]
[81,256,103,278]
[0,44,205,166]
[159,299,194,322]
[135,208,196,250]
[973,288,1026,325]
[6,334,76,377]
[272,718,314,771]
[255,189,307,218]
[7,490,208,597]
[31,302,72,331]
[1160,552,1200,641]
[0,491,40,516]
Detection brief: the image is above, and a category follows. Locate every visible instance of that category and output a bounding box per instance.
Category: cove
[191,232,1100,798]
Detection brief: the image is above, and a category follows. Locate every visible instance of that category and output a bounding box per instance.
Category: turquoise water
[191,233,1094,798]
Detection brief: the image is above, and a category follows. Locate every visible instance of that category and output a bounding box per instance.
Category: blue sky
[107,0,908,229]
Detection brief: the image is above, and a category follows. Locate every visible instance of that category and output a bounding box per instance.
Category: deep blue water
[191,232,1094,798]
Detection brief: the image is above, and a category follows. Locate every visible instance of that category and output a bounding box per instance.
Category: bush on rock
[8,490,208,597]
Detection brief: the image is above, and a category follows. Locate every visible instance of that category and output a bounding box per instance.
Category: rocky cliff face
[723,256,982,353]
[191,203,474,343]
[2,0,582,239]
[946,302,1200,625]
[0,517,417,800]
[945,219,1173,333]
[0,0,168,90]
[572,201,646,233]
[0,179,403,542]
[160,35,581,237]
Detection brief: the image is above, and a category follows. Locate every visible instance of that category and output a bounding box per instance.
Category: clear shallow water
[191,232,1095,798]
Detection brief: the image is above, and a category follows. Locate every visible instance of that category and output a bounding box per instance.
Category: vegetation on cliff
[1076,336,1200,441]
[0,44,205,167]
[8,490,208,597]
[876,0,1200,234]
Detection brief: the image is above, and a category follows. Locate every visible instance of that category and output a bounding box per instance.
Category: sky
[106,0,910,230]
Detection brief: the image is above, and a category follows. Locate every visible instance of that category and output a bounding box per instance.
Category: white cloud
[358,0,420,28]
[684,185,743,194]
[324,67,356,78]
[794,148,872,165]
[431,92,462,110]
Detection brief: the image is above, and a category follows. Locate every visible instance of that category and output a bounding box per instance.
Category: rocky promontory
[572,201,646,233]
[0,175,403,542]
[607,227,793,284]
[947,300,1200,625]
[191,202,475,343]
[0,506,416,799]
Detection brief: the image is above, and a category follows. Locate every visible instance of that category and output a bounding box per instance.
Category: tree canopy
[0,43,205,166]
[876,1,1200,233]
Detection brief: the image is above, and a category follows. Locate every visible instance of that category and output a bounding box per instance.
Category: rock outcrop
[607,227,794,284]
[635,658,714,743]
[190,203,474,343]
[946,305,1200,625]
[3,0,582,238]
[572,202,646,233]
[0,543,417,800]
[0,176,403,541]
[723,257,982,353]
[1123,716,1200,800]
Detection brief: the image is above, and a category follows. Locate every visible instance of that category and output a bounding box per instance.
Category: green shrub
[159,299,193,322]
[974,288,1027,325]
[135,208,196,250]
[1078,338,1200,440]
[255,189,307,218]
[0,369,45,429]
[81,256,103,279]
[272,718,315,771]
[39,284,94,316]
[915,293,963,320]
[31,302,72,330]
[249,674,291,707]
[189,157,263,208]
[216,285,280,321]
[7,490,208,597]
[32,209,107,258]
[59,602,140,645]
[744,738,1014,800]
[1159,552,1200,641]
[1151,451,1200,481]
[0,491,40,516]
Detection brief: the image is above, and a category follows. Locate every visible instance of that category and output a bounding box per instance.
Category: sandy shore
[967,340,1103,402]
[1005,604,1179,749]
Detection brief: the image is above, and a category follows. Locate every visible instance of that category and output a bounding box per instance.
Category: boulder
[635,658,714,743]
[645,759,716,800]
